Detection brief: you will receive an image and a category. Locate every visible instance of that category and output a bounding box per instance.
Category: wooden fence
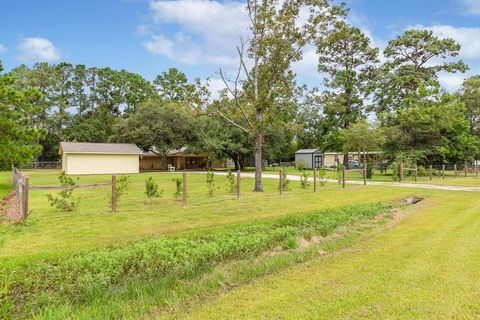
[12,166,30,220]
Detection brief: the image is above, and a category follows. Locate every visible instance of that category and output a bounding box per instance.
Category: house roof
[295,149,320,154]
[60,142,143,155]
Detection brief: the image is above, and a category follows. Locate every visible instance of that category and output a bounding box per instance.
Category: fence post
[182,173,187,208]
[429,165,433,181]
[23,176,29,219]
[399,161,404,182]
[442,164,445,180]
[454,164,458,178]
[414,164,418,182]
[236,170,241,200]
[111,175,116,213]
[18,174,24,218]
[476,162,478,177]
[465,163,468,178]
[313,168,317,192]
[279,170,283,195]
[364,161,367,186]
[342,165,346,188]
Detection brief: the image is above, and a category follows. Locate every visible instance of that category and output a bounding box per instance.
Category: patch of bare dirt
[1,191,21,223]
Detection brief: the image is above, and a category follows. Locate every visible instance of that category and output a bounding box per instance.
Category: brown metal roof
[59,142,143,155]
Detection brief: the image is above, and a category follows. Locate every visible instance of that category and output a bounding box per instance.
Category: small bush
[46,172,79,212]
[173,177,182,199]
[318,166,327,187]
[295,159,305,171]
[206,171,215,197]
[115,176,130,203]
[226,169,237,193]
[145,177,163,199]
[300,171,310,189]
[279,169,290,191]
[417,166,428,177]
[366,162,373,179]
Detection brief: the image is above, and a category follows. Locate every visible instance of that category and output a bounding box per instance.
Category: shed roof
[295,149,320,154]
[60,142,143,155]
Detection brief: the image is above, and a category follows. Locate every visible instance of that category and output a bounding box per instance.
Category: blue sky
[1,0,479,93]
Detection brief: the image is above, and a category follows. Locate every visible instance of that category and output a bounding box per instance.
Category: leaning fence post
[18,174,24,218]
[476,162,478,177]
[465,163,468,178]
[454,164,458,178]
[111,175,116,213]
[429,165,433,181]
[279,170,283,195]
[342,165,346,188]
[182,173,187,208]
[414,164,418,182]
[442,164,445,180]
[236,170,241,200]
[399,161,404,182]
[313,168,317,192]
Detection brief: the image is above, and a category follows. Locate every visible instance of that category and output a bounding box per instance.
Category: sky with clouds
[1,0,479,93]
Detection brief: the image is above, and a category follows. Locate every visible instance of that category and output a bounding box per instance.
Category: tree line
[1,0,480,191]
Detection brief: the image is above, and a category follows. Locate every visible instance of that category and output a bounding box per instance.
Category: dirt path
[1,191,20,222]
[180,171,480,192]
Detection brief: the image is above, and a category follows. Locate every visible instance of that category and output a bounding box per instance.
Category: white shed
[59,142,143,175]
[294,149,324,169]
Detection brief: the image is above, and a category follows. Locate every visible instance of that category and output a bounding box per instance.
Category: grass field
[173,191,480,319]
[1,169,480,319]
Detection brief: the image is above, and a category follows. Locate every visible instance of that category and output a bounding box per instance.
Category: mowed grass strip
[174,192,480,319]
[0,170,424,267]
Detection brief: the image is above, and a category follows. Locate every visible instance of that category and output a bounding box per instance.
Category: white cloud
[142,0,248,66]
[461,0,480,15]
[439,72,467,91]
[18,37,60,63]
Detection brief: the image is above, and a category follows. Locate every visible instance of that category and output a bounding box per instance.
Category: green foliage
[6,202,388,316]
[115,176,130,203]
[0,61,45,169]
[46,172,79,212]
[366,162,374,179]
[279,169,290,192]
[282,236,298,250]
[300,171,310,189]
[226,169,237,194]
[417,166,428,177]
[173,177,182,199]
[317,167,328,187]
[295,160,306,171]
[391,163,400,181]
[145,177,163,199]
[206,171,215,197]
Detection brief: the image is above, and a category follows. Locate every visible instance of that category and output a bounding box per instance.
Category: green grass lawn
[170,191,480,319]
[2,169,479,319]
[0,170,422,268]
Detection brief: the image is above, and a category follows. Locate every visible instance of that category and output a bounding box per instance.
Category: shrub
[226,169,237,193]
[279,169,290,191]
[295,159,305,171]
[173,177,182,199]
[282,236,298,250]
[317,166,327,187]
[206,171,215,197]
[115,176,130,203]
[417,166,428,177]
[145,177,163,199]
[300,171,310,189]
[46,172,79,212]
[366,162,373,179]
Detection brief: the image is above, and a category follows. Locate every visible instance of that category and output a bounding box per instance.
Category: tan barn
[59,142,143,175]
[140,147,226,171]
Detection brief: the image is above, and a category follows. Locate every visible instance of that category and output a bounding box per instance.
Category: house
[139,147,227,171]
[59,142,142,175]
[323,151,384,167]
[294,149,324,169]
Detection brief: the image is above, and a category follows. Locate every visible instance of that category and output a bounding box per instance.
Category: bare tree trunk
[254,131,263,192]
